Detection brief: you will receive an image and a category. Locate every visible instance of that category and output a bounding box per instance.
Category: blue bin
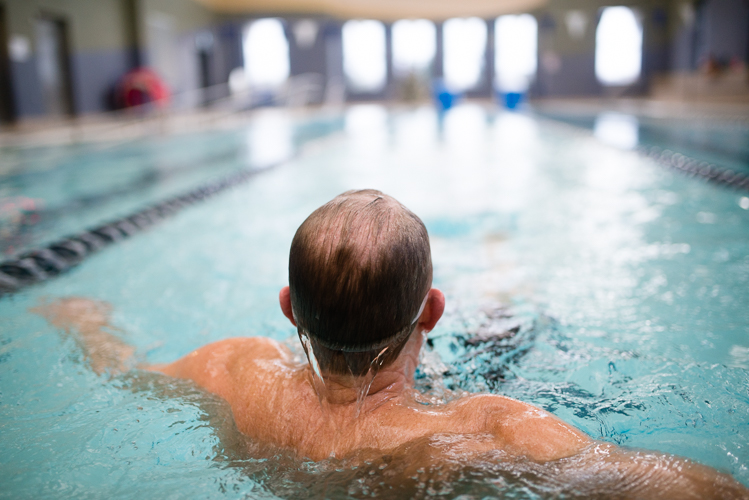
[502,92,524,110]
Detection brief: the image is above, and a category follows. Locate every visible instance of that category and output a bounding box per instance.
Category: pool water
[0,110,344,257]
[1,104,748,498]
[536,108,749,176]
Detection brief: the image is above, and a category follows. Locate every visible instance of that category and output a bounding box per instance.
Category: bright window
[443,17,487,92]
[392,19,436,75]
[595,7,642,86]
[342,20,387,93]
[495,14,538,92]
[243,18,290,88]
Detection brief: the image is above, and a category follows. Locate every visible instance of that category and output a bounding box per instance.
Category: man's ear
[418,288,445,333]
[279,286,296,326]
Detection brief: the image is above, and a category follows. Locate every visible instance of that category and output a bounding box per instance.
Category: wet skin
[35,292,749,499]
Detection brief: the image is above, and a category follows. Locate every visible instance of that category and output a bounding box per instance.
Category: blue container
[432,80,460,112]
[502,92,524,110]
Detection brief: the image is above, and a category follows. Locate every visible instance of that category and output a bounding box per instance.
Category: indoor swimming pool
[1,104,748,498]
[536,107,749,177]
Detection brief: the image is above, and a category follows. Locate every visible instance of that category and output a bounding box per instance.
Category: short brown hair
[289,190,432,376]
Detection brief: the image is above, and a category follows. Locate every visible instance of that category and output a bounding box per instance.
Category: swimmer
[36,190,749,498]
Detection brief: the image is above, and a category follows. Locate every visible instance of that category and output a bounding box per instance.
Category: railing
[0,72,328,146]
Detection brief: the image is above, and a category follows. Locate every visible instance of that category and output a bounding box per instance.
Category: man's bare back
[35,296,586,462]
[153,335,588,463]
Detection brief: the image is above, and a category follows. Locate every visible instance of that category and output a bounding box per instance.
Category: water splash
[346,346,390,418]
[299,330,330,417]
[300,330,392,419]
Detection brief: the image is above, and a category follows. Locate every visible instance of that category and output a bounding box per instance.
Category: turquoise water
[0,111,343,257]
[536,109,749,175]
[1,104,748,498]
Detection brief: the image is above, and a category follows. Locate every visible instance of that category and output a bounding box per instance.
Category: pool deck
[531,97,749,122]
[0,105,334,148]
[1,97,747,149]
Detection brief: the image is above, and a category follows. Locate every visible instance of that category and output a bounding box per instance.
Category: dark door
[198,47,211,106]
[35,15,74,116]
[0,3,15,123]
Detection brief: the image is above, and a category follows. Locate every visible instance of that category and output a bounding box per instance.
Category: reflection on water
[593,112,639,150]
[539,108,749,175]
[345,104,389,144]
[247,110,293,167]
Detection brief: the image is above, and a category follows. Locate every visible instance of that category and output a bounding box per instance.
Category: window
[392,19,436,76]
[595,7,642,86]
[342,20,387,93]
[443,17,487,92]
[495,14,538,92]
[243,18,290,89]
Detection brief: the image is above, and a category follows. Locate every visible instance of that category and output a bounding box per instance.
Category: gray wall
[2,0,222,118]
[2,0,138,116]
[2,0,748,118]
[533,1,673,97]
[696,0,749,64]
[288,18,342,104]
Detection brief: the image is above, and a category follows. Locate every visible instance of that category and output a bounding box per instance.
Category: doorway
[35,14,74,116]
[198,46,212,105]
[0,3,15,123]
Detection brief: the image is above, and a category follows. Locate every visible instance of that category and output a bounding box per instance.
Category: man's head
[281,189,438,377]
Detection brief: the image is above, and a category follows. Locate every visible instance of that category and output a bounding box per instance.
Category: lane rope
[536,113,749,192]
[4,116,746,297]
[636,145,749,191]
[0,167,264,297]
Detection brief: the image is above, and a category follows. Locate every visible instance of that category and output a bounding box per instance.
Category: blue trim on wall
[70,49,131,113]
[10,48,134,118]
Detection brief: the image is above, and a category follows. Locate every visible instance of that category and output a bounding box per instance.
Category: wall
[2,0,135,116]
[532,0,673,97]
[286,17,341,104]
[139,0,219,100]
[695,0,749,65]
[2,0,747,118]
[1,0,222,118]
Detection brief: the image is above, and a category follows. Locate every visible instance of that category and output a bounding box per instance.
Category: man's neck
[309,330,424,412]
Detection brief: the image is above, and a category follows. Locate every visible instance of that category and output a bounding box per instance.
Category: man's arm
[466,395,748,499]
[32,297,289,398]
[32,297,135,375]
[565,442,749,499]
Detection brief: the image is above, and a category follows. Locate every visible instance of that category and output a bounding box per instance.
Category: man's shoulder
[155,337,290,386]
[216,336,291,361]
[380,394,538,444]
[181,336,287,363]
[450,393,536,419]
[446,393,592,461]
